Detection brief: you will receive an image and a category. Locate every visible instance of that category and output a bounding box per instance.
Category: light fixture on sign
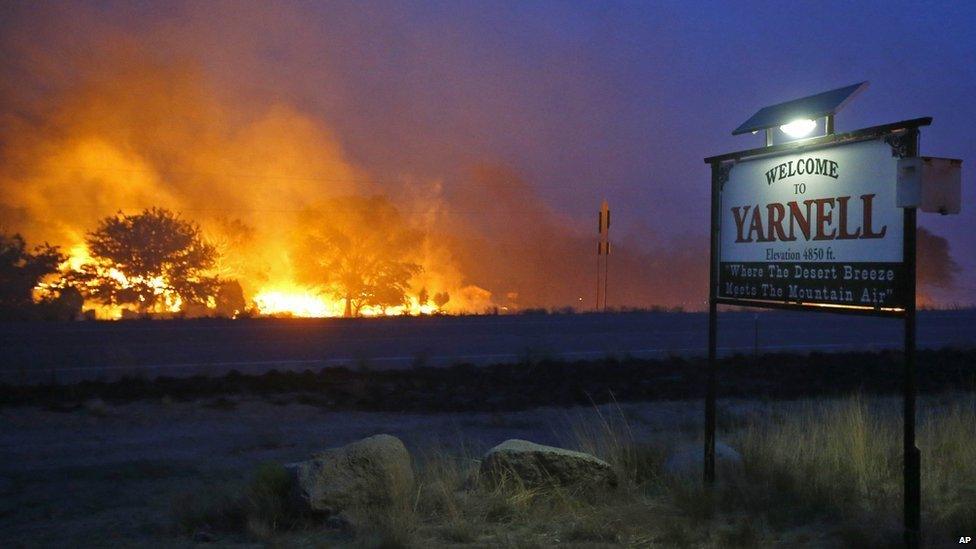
[780,119,817,138]
[731,82,869,146]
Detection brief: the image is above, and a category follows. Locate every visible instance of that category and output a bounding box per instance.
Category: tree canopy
[77,207,220,312]
[0,233,65,319]
[298,195,422,316]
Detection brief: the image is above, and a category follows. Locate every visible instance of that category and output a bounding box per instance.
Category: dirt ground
[0,395,719,547]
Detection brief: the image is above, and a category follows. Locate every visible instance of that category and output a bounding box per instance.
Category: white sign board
[718,138,905,308]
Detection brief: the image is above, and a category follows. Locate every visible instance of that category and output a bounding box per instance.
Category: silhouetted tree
[917,226,960,304]
[298,196,422,317]
[214,280,246,318]
[0,233,65,319]
[78,208,219,313]
[917,226,959,289]
[36,286,84,320]
[433,291,450,309]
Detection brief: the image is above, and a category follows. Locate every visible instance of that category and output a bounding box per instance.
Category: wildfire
[253,287,336,318]
[358,297,440,317]
[48,246,449,319]
[5,40,496,320]
[45,244,185,319]
[252,287,441,318]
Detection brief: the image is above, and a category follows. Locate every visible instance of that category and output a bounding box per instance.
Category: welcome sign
[718,138,905,309]
[705,110,938,546]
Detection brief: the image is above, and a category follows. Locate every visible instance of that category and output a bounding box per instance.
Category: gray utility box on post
[897,156,962,214]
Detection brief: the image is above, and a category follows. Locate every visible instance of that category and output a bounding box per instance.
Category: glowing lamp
[780,119,817,138]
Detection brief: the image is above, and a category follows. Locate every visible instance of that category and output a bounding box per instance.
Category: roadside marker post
[597,199,611,311]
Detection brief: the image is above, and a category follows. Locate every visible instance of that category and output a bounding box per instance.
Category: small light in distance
[780,119,817,138]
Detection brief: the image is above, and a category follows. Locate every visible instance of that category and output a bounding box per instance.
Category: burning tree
[77,208,220,313]
[298,196,422,316]
[0,233,66,319]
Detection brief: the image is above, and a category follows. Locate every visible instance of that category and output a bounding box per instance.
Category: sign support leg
[904,206,920,548]
[704,160,721,486]
[705,298,716,485]
[902,127,921,548]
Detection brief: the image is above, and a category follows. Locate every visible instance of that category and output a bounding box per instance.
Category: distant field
[3,348,975,412]
[1,310,974,384]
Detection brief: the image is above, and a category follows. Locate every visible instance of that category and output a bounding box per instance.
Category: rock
[664,441,742,476]
[480,439,616,489]
[287,434,413,515]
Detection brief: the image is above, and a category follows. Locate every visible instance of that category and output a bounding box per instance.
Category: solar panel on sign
[732,82,869,136]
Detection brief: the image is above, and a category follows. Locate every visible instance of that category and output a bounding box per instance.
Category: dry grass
[171,393,976,547]
[722,395,976,546]
[172,461,308,540]
[921,397,976,538]
[724,396,901,534]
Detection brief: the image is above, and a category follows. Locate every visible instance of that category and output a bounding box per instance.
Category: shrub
[172,462,302,539]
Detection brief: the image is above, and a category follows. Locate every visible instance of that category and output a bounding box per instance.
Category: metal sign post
[902,128,921,548]
[704,160,721,486]
[702,114,950,547]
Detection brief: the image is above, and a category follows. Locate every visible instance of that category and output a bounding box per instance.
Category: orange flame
[252,286,335,318]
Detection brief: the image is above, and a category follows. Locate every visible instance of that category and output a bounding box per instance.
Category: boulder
[480,439,616,488]
[664,440,742,476]
[287,434,413,515]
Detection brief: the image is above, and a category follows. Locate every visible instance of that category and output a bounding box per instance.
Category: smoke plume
[1,2,955,315]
